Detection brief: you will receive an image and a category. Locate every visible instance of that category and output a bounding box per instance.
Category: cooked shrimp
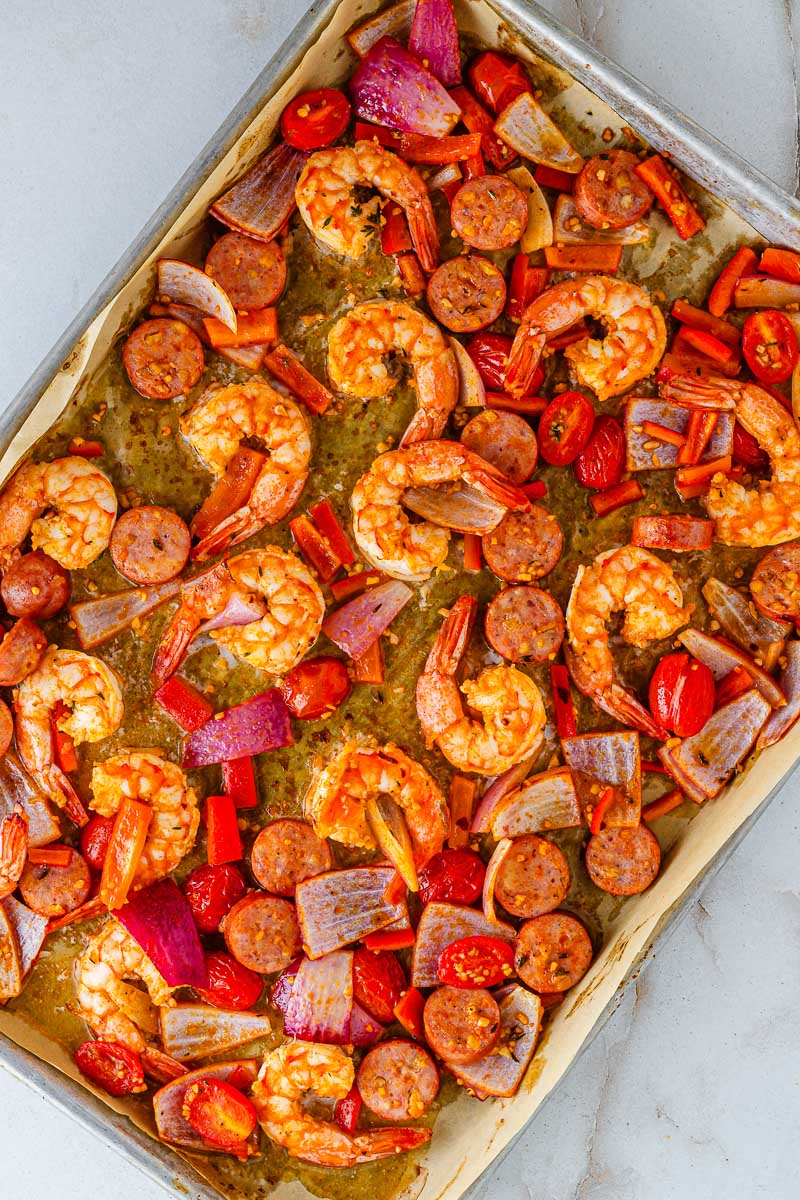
[505,275,667,401]
[351,440,530,581]
[565,545,691,737]
[180,378,311,558]
[296,140,439,271]
[14,647,124,817]
[74,919,174,1053]
[328,301,459,445]
[416,596,546,775]
[660,373,800,546]
[90,750,199,886]
[252,1042,430,1167]
[0,808,28,901]
[0,456,117,571]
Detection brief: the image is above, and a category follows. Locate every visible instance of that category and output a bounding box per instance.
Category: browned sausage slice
[249,819,332,897]
[460,410,538,484]
[751,543,800,623]
[223,893,301,974]
[484,585,565,664]
[585,824,661,896]
[514,913,593,992]
[205,232,287,310]
[123,318,205,401]
[1,552,71,620]
[0,619,47,686]
[109,506,191,586]
[482,506,563,582]
[0,700,13,758]
[18,849,91,917]
[574,150,654,230]
[494,834,570,918]
[423,986,501,1065]
[356,1039,440,1120]
[450,176,529,250]
[426,255,506,333]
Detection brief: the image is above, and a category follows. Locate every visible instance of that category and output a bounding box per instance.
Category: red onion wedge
[322,580,412,659]
[402,482,507,534]
[346,0,416,58]
[217,343,269,371]
[295,865,409,959]
[210,141,307,243]
[0,753,60,847]
[490,767,583,838]
[2,897,47,980]
[482,838,513,925]
[154,1060,259,1152]
[70,578,181,650]
[271,955,302,1014]
[659,689,771,801]
[349,1001,385,1047]
[448,986,542,1099]
[411,901,514,988]
[702,577,789,673]
[193,590,267,638]
[471,755,537,832]
[493,92,583,173]
[157,260,237,334]
[148,302,211,345]
[757,642,800,749]
[0,905,22,1000]
[182,689,293,768]
[116,879,207,989]
[159,1004,271,1062]
[625,397,733,472]
[350,38,461,137]
[733,276,800,308]
[283,951,353,1043]
[553,194,650,245]
[430,163,463,191]
[408,0,462,87]
[678,628,786,708]
[448,335,487,409]
[561,731,642,827]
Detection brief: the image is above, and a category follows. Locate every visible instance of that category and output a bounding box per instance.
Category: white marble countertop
[1,2,799,1198]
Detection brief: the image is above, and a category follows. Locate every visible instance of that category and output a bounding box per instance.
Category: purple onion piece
[471,755,536,832]
[350,37,462,136]
[659,689,771,799]
[70,578,181,650]
[678,627,786,707]
[283,951,353,1043]
[295,865,408,959]
[408,0,462,87]
[210,141,308,243]
[322,579,412,659]
[116,879,207,989]
[448,986,542,1099]
[561,730,642,827]
[182,689,293,768]
[757,641,800,749]
[490,767,583,838]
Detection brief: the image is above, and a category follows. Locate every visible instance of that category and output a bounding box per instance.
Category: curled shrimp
[295,140,439,271]
[416,596,546,775]
[252,1042,431,1167]
[180,379,311,558]
[0,456,117,571]
[351,440,530,581]
[0,807,28,901]
[565,545,691,737]
[90,750,199,886]
[505,275,667,401]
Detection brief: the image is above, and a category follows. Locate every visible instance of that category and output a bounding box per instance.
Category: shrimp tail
[400,407,436,447]
[191,512,251,562]
[564,646,667,741]
[463,462,531,513]
[352,1127,432,1162]
[424,595,477,674]
[50,766,90,826]
[658,372,737,411]
[0,808,29,899]
[151,608,200,685]
[504,326,547,398]
[407,205,440,273]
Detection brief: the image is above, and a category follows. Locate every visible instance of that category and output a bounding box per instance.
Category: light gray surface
[1,2,799,1198]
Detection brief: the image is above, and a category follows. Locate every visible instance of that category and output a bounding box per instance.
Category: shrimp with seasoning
[0,456,117,571]
[505,275,667,400]
[295,140,439,271]
[0,808,28,901]
[328,300,459,445]
[180,378,311,558]
[252,1042,430,1167]
[416,596,546,775]
[565,544,692,737]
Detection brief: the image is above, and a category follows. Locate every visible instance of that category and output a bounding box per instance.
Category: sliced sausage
[751,542,800,623]
[574,150,654,230]
[482,506,563,582]
[1,552,71,620]
[357,1039,440,1120]
[494,834,570,918]
[423,986,501,1065]
[223,893,301,974]
[122,318,205,401]
[514,913,593,992]
[249,819,332,897]
[450,176,529,251]
[484,585,565,664]
[109,505,191,585]
[460,410,537,484]
[426,255,506,333]
[0,700,13,758]
[204,232,287,310]
[18,849,91,917]
[0,618,47,686]
[585,824,661,896]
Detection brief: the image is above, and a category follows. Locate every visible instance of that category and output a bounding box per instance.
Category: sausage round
[1,552,71,620]
[450,176,529,251]
[423,985,501,1065]
[460,410,538,484]
[223,893,301,974]
[0,618,47,686]
[122,318,205,401]
[357,1039,440,1120]
[109,505,191,585]
[204,232,287,310]
[585,825,661,896]
[18,849,92,917]
[574,150,654,230]
[0,700,13,758]
[426,255,507,333]
[484,585,565,664]
[514,913,593,992]
[751,542,800,622]
[249,819,332,896]
[494,834,570,918]
[481,505,563,582]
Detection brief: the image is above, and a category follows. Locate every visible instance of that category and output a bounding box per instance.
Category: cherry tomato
[352,947,407,1024]
[280,656,351,720]
[280,88,351,151]
[183,863,247,934]
[80,814,115,872]
[417,849,486,906]
[183,1077,258,1154]
[437,934,515,988]
[648,651,715,737]
[732,421,769,471]
[573,414,625,489]
[74,1040,145,1097]
[197,950,263,1011]
[742,309,798,383]
[537,391,595,466]
[465,332,514,390]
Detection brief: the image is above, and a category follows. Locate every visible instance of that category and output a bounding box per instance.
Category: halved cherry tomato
[183,1077,258,1154]
[80,814,115,873]
[75,1040,146,1097]
[280,88,351,151]
[732,421,769,470]
[437,934,515,988]
[280,656,352,720]
[573,414,625,489]
[417,848,486,906]
[196,950,263,1011]
[741,310,798,383]
[183,863,247,934]
[537,391,595,466]
[648,652,715,738]
[466,332,543,394]
[352,947,407,1024]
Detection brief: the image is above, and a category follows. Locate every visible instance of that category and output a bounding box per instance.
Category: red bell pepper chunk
[99,798,153,910]
[221,757,259,810]
[380,201,412,255]
[546,320,592,351]
[506,255,549,322]
[353,121,403,149]
[642,760,670,776]
[68,438,104,458]
[533,163,576,192]
[634,154,705,240]
[521,480,547,500]
[309,499,355,565]
[334,1084,363,1134]
[468,50,531,114]
[544,244,623,272]
[677,411,718,466]
[708,246,759,316]
[642,788,684,823]
[678,328,734,365]
[462,532,482,573]
[27,845,73,867]
[290,514,342,582]
[550,664,577,738]
[330,570,385,602]
[363,927,416,951]
[449,85,516,172]
[263,344,333,415]
[589,786,616,835]
[349,639,385,685]
[52,701,79,774]
[448,774,476,849]
[205,795,243,865]
[670,299,740,346]
[669,329,741,379]
[486,391,547,415]
[589,478,644,516]
[715,665,754,707]
[759,246,800,284]
[399,131,482,163]
[191,446,267,542]
[462,150,485,178]
[393,987,426,1040]
[396,252,427,297]
[154,675,214,732]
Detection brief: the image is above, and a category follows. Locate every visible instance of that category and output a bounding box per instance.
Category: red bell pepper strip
[546,320,591,351]
[550,664,577,738]
[669,329,741,379]
[68,438,104,458]
[191,445,266,542]
[670,299,740,346]
[330,570,385,602]
[349,639,385,684]
[448,775,477,849]
[205,795,243,866]
[222,757,259,810]
[534,163,576,192]
[100,798,153,911]
[393,987,426,1040]
[334,1085,363,1134]
[677,411,718,466]
[675,454,732,495]
[380,202,412,254]
[449,85,516,171]
[589,786,616,835]
[52,701,79,774]
[363,927,416,951]
[642,788,684,823]
[678,328,734,365]
[634,154,705,240]
[544,244,623,272]
[506,256,549,321]
[642,760,670,775]
[27,845,73,867]
[589,478,644,516]
[715,665,754,707]
[309,500,355,565]
[290,514,342,582]
[353,121,403,149]
[154,675,214,732]
[399,131,482,163]
[486,391,547,415]
[521,480,547,500]
[263,344,333,415]
[203,309,278,350]
[641,420,687,448]
[462,532,482,573]
[708,246,759,316]
[396,252,427,297]
[462,150,485,178]
[759,246,800,284]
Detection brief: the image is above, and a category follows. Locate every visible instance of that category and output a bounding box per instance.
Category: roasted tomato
[465,332,515,390]
[183,1077,258,1154]
[648,651,715,737]
[437,934,515,988]
[280,656,352,720]
[183,863,247,934]
[741,310,798,384]
[352,947,407,1024]
[417,848,486,906]
[537,391,595,466]
[197,951,263,1011]
[80,814,115,872]
[75,1040,146,1097]
[280,88,351,151]
[573,414,625,489]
